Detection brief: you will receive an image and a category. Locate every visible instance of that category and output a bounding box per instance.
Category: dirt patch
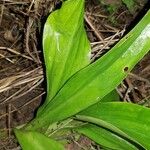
[0,0,149,149]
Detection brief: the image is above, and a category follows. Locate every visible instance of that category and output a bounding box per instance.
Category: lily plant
[14,0,150,149]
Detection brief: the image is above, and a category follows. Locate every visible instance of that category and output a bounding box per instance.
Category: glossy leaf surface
[76,124,137,150]
[14,129,64,150]
[77,102,150,149]
[26,10,150,130]
[41,0,91,107]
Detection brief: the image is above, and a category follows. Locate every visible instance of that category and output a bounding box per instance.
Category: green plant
[99,0,136,13]
[122,0,135,12]
[99,0,121,14]
[14,0,150,149]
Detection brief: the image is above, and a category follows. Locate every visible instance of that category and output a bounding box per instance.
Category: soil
[0,0,149,149]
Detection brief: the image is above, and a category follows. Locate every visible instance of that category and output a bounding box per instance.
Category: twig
[73,140,87,150]
[129,73,150,85]
[0,85,27,104]
[123,88,132,102]
[84,15,104,42]
[1,1,29,5]
[0,67,43,94]
[8,78,44,103]
[86,12,107,18]
[27,0,35,14]
[116,87,124,99]
[7,104,11,139]
[0,75,43,93]
[10,35,22,48]
[91,31,120,61]
[25,18,38,62]
[104,24,120,32]
[31,34,41,64]
[0,53,15,63]
[0,46,33,61]
[91,39,119,45]
[0,3,4,25]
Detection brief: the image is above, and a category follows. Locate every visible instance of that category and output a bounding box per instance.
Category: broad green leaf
[77,102,150,149]
[25,10,150,130]
[14,129,64,150]
[41,0,91,107]
[75,124,137,150]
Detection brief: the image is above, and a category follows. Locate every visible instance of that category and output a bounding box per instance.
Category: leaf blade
[42,0,91,105]
[75,124,137,150]
[14,129,64,150]
[78,102,150,149]
[26,10,150,130]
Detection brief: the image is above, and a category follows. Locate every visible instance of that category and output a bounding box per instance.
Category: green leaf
[122,0,135,12]
[75,124,137,150]
[14,129,64,150]
[41,0,91,107]
[25,10,150,130]
[41,90,119,135]
[77,102,150,149]
[101,90,120,102]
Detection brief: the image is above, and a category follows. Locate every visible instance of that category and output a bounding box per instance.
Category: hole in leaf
[124,66,129,72]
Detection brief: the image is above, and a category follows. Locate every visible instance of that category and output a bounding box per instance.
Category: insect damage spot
[124,66,129,72]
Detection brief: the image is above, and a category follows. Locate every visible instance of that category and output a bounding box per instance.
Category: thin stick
[1,86,27,104]
[2,1,29,5]
[84,15,104,42]
[25,18,38,62]
[91,31,120,61]
[7,104,11,139]
[129,73,150,85]
[0,53,14,63]
[86,12,107,18]
[27,0,35,14]
[0,46,33,61]
[0,3,4,25]
[16,78,44,97]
